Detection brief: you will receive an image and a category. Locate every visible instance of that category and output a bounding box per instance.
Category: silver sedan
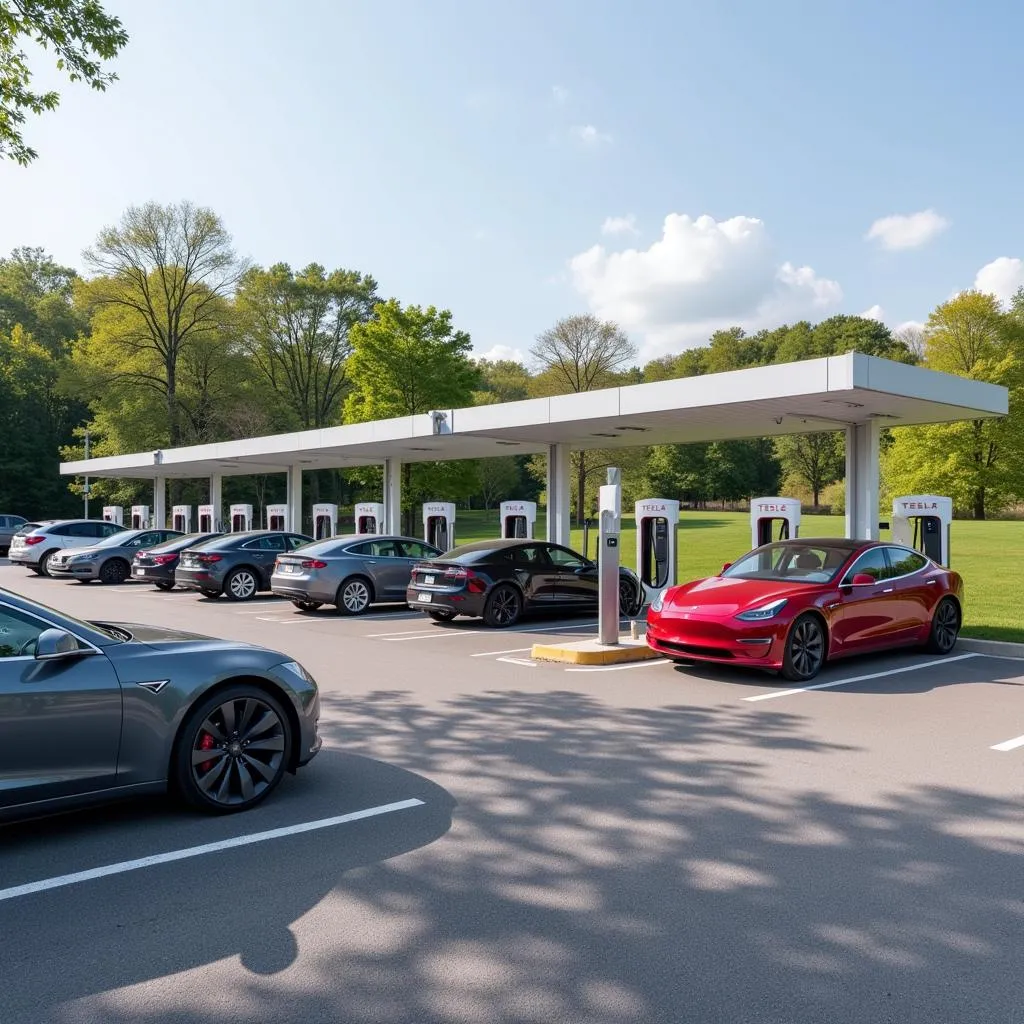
[271,535,442,614]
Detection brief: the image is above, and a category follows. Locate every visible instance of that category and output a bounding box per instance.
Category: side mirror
[850,573,876,586]
[721,563,732,574]
[35,628,84,661]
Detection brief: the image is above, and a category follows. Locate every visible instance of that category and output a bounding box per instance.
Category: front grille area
[656,638,734,659]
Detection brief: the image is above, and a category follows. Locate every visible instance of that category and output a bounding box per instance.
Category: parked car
[132,532,223,590]
[7,519,127,577]
[645,538,963,681]
[0,585,321,818]
[48,528,183,584]
[405,539,645,627]
[271,534,443,614]
[0,515,27,556]
[175,530,313,601]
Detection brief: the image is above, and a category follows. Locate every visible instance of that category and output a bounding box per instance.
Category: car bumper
[270,574,336,603]
[175,566,226,591]
[49,562,100,579]
[132,565,174,583]
[267,663,322,768]
[405,586,486,616]
[645,610,786,668]
[7,551,38,566]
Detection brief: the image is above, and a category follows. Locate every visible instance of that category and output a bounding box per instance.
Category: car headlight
[279,660,315,685]
[650,589,665,612]
[68,554,92,563]
[735,598,788,621]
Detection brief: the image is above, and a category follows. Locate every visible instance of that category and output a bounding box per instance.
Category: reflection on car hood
[663,576,808,616]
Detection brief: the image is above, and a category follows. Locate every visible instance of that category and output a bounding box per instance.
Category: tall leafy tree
[0,247,85,351]
[1,0,128,165]
[774,432,844,507]
[472,358,532,404]
[236,263,378,429]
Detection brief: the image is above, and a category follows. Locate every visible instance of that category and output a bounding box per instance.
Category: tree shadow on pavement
[34,687,1024,1024]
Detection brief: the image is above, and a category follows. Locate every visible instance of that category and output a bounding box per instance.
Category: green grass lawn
[452,508,1023,642]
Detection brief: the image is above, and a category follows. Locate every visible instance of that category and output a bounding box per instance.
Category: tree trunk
[403,462,413,536]
[576,457,586,527]
[973,487,985,520]
[812,484,820,507]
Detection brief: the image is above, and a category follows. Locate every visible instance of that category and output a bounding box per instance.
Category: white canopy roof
[61,352,1008,481]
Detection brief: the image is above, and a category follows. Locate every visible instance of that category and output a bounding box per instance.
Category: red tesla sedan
[645,538,963,681]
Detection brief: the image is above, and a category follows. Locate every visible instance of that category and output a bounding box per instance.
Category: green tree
[1,0,128,165]
[0,246,85,351]
[236,263,378,430]
[472,358,532,404]
[477,456,522,509]
[774,432,844,507]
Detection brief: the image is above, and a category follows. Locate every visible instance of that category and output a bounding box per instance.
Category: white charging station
[423,502,455,550]
[751,496,801,548]
[266,503,288,531]
[354,502,385,535]
[230,504,253,532]
[131,505,150,529]
[634,498,680,606]
[172,505,191,532]
[313,503,338,539]
[102,506,123,526]
[891,494,952,566]
[499,500,536,539]
[198,504,216,532]
[598,470,622,645]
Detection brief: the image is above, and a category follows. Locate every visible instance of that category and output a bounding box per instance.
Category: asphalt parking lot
[2,562,1023,1024]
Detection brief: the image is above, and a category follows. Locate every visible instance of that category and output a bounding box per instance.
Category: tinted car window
[366,540,403,557]
[286,535,309,550]
[0,605,48,658]
[885,547,928,577]
[242,536,281,551]
[546,546,590,569]
[58,522,93,538]
[400,541,440,559]
[505,545,548,566]
[843,547,889,583]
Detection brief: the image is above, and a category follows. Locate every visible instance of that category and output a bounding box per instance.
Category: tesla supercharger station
[230,504,253,532]
[102,506,123,526]
[131,505,150,529]
[423,502,455,550]
[198,504,216,532]
[598,470,622,645]
[634,498,680,608]
[172,505,191,532]
[751,496,801,548]
[892,494,952,566]
[354,502,385,535]
[266,503,288,531]
[499,500,536,539]
[313,503,338,539]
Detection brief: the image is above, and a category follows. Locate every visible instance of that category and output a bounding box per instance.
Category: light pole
[83,429,90,518]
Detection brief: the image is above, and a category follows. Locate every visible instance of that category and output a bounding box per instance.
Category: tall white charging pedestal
[198,504,216,532]
[751,497,801,548]
[634,498,680,608]
[499,500,536,539]
[102,506,124,526]
[230,504,253,532]
[312,503,337,539]
[266,503,288,531]
[354,502,385,535]
[598,470,622,645]
[423,502,455,550]
[131,505,150,529]
[892,494,952,566]
[172,505,191,532]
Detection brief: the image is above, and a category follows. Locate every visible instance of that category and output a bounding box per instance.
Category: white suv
[8,519,127,577]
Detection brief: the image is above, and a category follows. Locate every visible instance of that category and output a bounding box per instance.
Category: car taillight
[196,553,222,563]
[152,553,177,564]
[444,566,469,578]
[444,566,486,593]
[300,560,327,569]
[25,536,44,545]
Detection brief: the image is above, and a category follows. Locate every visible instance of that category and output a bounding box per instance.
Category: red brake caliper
[198,731,216,772]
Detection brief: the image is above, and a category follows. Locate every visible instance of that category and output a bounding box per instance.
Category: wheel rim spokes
[231,573,255,598]
[191,697,285,805]
[936,604,958,649]
[495,591,516,623]
[344,582,368,611]
[792,621,823,676]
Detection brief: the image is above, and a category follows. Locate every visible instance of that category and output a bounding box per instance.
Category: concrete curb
[957,637,1024,659]
[531,637,661,665]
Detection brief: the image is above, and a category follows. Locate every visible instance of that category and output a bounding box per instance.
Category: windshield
[722,543,851,585]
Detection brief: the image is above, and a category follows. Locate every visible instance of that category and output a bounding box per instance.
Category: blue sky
[2,0,1022,363]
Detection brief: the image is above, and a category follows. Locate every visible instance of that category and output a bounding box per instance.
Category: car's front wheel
[781,614,826,681]
[99,558,130,585]
[926,597,960,654]
[619,577,642,618]
[174,685,293,813]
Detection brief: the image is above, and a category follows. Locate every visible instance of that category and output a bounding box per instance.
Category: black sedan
[132,532,223,590]
[0,586,321,819]
[406,539,644,627]
[175,531,313,601]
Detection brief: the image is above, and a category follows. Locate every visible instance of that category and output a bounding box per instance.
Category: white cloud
[552,85,569,104]
[600,215,638,236]
[474,344,526,364]
[570,124,612,146]
[974,257,1024,307]
[861,305,885,321]
[894,319,925,335]
[865,209,949,250]
[568,213,842,360]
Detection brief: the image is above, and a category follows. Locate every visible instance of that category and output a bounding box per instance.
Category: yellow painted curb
[530,641,662,665]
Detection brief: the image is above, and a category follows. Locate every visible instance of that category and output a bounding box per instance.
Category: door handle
[825,601,839,610]
[882,588,893,593]
[365,559,377,564]
[926,579,937,585]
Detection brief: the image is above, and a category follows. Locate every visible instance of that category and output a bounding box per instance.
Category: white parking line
[566,659,668,673]
[385,631,483,642]
[365,627,438,637]
[254,617,306,624]
[0,798,425,903]
[991,733,1024,752]
[742,653,980,702]
[496,657,537,667]
[470,647,534,657]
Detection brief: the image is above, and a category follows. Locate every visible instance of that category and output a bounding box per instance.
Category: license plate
[134,569,145,576]
[424,574,435,585]
[280,564,298,573]
[418,592,432,603]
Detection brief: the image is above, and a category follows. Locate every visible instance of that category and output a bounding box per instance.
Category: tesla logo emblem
[900,502,938,510]
[136,680,169,694]
[757,504,789,513]
[503,504,526,512]
[424,504,448,514]
[639,503,667,512]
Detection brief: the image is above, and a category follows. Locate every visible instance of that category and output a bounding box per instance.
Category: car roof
[758,537,871,551]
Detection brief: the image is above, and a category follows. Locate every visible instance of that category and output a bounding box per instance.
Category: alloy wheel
[933,600,959,652]
[619,579,637,617]
[340,579,371,614]
[789,618,824,678]
[190,696,286,808]
[100,559,129,585]
[227,570,257,600]
[490,587,519,626]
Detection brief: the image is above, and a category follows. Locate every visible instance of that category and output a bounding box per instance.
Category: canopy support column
[384,458,402,535]
[153,476,166,529]
[209,474,223,532]
[546,443,571,546]
[845,421,881,540]
[287,465,303,534]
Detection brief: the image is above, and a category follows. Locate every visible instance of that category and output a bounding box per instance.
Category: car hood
[662,576,810,616]
[59,544,115,558]
[96,621,262,651]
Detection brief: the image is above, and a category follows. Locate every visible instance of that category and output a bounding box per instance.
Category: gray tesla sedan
[49,527,183,583]
[0,586,321,820]
[271,534,442,614]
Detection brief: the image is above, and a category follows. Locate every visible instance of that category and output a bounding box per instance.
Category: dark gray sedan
[49,528,182,584]
[0,587,321,819]
[271,535,442,614]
